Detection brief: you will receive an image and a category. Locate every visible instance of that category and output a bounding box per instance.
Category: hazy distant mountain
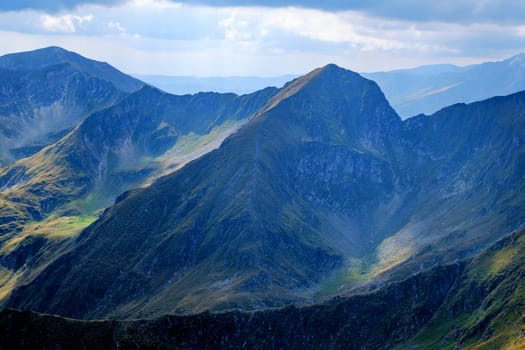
[363,53,525,118]
[140,53,525,120]
[0,47,144,164]
[7,64,524,320]
[137,74,296,95]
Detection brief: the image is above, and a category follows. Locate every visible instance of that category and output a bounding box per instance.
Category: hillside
[0,84,277,306]
[1,229,523,349]
[6,64,524,319]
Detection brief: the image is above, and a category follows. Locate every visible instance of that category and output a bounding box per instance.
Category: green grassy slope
[396,230,525,350]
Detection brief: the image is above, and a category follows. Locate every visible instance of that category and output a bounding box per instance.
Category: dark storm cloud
[0,0,124,12]
[3,0,524,26]
[176,0,525,24]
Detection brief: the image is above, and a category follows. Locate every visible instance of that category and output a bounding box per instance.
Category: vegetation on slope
[396,230,525,350]
[1,229,523,349]
[0,263,461,349]
[0,81,277,308]
[6,65,525,319]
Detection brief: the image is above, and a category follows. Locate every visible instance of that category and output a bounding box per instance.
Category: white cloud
[215,7,452,53]
[219,10,252,41]
[517,25,525,37]
[0,1,523,76]
[107,21,126,33]
[130,0,179,9]
[40,14,93,33]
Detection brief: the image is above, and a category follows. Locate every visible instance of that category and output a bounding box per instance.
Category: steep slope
[0,264,460,350]
[0,85,277,233]
[0,47,144,164]
[0,84,277,305]
[364,53,525,118]
[1,229,523,349]
[6,64,405,318]
[354,90,525,290]
[397,229,525,349]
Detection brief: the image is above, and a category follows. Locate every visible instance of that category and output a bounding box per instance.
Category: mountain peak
[265,64,377,111]
[0,46,84,71]
[318,63,350,73]
[300,63,362,84]
[260,63,400,149]
[33,46,71,54]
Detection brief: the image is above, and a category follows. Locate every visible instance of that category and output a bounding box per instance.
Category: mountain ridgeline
[5,63,525,323]
[0,84,277,233]
[0,47,144,164]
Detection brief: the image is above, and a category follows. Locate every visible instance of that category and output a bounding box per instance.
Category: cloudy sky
[0,0,523,76]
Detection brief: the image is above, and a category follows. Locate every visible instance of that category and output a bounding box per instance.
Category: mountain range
[138,74,296,96]
[0,48,278,308]
[0,47,523,349]
[137,53,525,120]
